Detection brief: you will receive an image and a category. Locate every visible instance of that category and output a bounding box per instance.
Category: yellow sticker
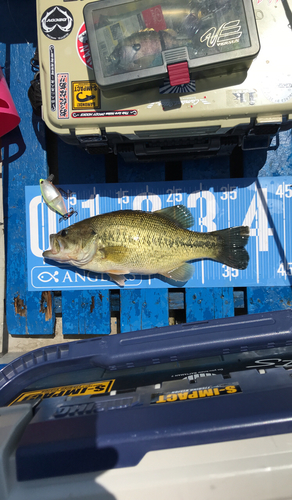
[72,80,100,110]
[9,379,115,405]
[151,384,241,404]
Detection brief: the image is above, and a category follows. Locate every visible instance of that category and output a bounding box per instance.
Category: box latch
[167,62,190,86]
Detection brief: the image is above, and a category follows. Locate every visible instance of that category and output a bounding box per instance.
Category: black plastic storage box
[84,0,260,93]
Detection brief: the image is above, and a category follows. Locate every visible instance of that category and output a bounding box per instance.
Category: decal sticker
[246,358,292,370]
[200,20,242,48]
[53,396,134,418]
[41,6,74,40]
[57,73,69,119]
[9,380,115,405]
[76,23,93,69]
[151,384,241,404]
[262,82,292,104]
[142,6,167,30]
[72,81,100,110]
[147,98,210,109]
[49,45,56,112]
[71,109,138,118]
[227,89,257,106]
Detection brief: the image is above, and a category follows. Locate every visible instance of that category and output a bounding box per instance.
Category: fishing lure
[39,174,77,222]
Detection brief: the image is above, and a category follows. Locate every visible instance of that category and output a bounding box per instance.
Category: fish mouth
[43,235,62,258]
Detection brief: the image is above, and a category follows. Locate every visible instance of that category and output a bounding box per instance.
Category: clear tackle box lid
[83,0,260,92]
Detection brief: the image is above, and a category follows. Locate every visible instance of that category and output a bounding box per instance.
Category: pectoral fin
[101,247,130,286]
[161,263,194,282]
[102,246,130,263]
[107,273,126,287]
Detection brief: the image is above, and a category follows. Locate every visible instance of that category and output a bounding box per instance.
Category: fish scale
[94,213,198,264]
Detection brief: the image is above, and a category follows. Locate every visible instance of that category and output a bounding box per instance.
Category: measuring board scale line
[117,157,169,333]
[26,177,292,290]
[242,134,292,314]
[53,138,110,335]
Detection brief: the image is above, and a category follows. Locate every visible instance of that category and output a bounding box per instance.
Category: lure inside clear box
[83,0,260,93]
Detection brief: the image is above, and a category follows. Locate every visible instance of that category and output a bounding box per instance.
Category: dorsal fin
[155,205,194,229]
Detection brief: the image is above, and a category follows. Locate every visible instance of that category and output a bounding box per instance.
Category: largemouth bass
[108,29,183,71]
[43,205,250,286]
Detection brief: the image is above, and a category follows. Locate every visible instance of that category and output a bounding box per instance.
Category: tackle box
[34,0,292,160]
[2,310,292,499]
[83,0,260,93]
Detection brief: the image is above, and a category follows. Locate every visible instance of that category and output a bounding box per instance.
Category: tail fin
[213,226,250,270]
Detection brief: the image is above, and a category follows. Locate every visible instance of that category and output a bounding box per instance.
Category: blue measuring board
[25,177,292,291]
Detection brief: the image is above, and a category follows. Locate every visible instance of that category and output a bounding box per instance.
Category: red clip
[167,62,190,86]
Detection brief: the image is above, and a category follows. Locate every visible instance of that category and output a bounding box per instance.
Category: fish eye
[133,43,141,52]
[60,229,68,237]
